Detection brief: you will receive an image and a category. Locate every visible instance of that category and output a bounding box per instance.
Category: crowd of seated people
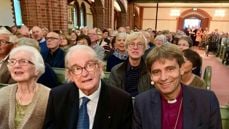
[0,24,226,129]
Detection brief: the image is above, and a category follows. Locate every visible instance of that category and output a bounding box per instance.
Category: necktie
[77,97,90,129]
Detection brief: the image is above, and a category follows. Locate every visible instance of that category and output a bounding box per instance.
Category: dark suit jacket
[43,80,133,129]
[133,85,222,129]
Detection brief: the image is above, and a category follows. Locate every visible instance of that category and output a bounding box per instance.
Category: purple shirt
[161,88,183,129]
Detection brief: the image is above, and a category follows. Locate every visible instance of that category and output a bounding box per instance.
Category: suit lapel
[8,85,16,129]
[150,90,162,129]
[92,82,111,129]
[67,83,79,129]
[183,86,195,129]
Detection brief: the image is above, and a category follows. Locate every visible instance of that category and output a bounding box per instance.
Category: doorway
[177,9,211,31]
[183,18,201,29]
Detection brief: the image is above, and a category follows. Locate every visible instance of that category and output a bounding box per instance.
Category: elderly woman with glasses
[106,32,128,72]
[0,45,50,129]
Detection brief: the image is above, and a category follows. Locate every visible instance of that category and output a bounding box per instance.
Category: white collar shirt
[79,80,101,129]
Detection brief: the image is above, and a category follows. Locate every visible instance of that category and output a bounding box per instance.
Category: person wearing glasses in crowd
[43,45,133,129]
[0,27,17,84]
[133,44,222,129]
[16,37,59,88]
[42,32,65,68]
[109,32,151,97]
[106,32,128,72]
[177,36,202,77]
[88,28,105,60]
[0,45,50,129]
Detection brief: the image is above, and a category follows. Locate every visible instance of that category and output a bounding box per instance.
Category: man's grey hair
[9,45,45,78]
[65,45,104,79]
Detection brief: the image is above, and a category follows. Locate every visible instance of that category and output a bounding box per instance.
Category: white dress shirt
[79,80,101,129]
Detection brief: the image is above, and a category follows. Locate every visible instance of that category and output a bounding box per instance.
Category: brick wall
[20,0,68,33]
[19,0,129,31]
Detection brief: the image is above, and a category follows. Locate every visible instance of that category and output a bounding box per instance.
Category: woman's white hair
[9,45,45,78]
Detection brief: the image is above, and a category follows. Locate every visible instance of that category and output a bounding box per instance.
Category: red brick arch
[177,9,212,31]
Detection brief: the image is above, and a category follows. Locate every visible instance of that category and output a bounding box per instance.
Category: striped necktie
[77,97,90,129]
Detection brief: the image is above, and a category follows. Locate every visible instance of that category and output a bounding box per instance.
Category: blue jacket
[42,48,65,68]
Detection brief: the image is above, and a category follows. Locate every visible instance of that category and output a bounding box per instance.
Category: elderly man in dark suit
[43,45,133,129]
[133,44,222,129]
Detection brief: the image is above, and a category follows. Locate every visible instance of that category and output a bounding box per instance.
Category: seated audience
[181,49,206,89]
[69,31,78,46]
[41,27,49,37]
[42,32,65,68]
[0,46,50,129]
[106,32,128,72]
[59,34,70,52]
[154,34,167,47]
[43,45,133,129]
[177,36,193,51]
[88,28,105,60]
[133,44,222,129]
[99,29,110,47]
[109,32,151,97]
[177,36,202,76]
[31,26,49,56]
[17,37,59,88]
[16,25,30,38]
[76,34,92,46]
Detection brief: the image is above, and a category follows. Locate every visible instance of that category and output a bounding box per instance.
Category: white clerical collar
[167,99,177,104]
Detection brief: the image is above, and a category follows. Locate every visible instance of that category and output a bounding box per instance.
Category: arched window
[72,7,78,28]
[75,2,80,29]
[80,3,86,28]
[13,0,23,26]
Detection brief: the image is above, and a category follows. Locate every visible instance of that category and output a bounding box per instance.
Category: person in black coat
[43,45,133,129]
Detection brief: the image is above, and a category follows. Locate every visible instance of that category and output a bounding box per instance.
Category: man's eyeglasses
[128,43,144,49]
[68,61,98,75]
[0,40,12,45]
[46,37,59,40]
[8,59,34,66]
